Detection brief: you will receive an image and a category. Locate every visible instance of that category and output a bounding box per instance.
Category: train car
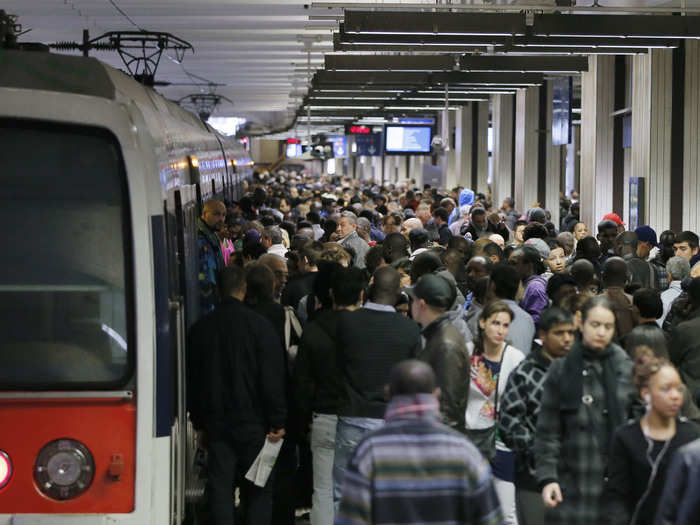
[0,48,252,524]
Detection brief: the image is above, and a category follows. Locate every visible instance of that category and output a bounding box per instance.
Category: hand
[542,482,563,508]
[267,428,286,442]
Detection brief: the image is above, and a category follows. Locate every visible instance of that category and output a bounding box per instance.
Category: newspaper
[244,438,284,487]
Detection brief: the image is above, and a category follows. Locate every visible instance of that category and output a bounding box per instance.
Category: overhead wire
[106,0,221,93]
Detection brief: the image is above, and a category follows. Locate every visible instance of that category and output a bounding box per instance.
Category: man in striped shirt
[336,360,504,525]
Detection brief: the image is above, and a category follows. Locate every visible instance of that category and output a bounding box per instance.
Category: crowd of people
[188,171,700,525]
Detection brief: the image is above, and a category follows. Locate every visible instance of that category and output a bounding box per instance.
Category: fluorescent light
[344,30,525,37]
[298,116,355,121]
[402,98,486,102]
[419,89,516,95]
[383,106,458,111]
[543,33,695,39]
[516,42,676,49]
[311,96,394,100]
[308,106,380,110]
[342,41,491,47]
[316,89,407,93]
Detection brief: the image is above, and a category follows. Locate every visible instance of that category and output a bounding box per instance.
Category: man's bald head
[389,360,436,397]
[570,258,595,290]
[202,199,226,230]
[369,266,401,305]
[602,256,629,287]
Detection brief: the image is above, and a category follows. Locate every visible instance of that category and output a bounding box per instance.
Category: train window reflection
[0,120,133,389]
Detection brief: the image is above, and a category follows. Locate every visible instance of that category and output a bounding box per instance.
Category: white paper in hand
[245,438,284,487]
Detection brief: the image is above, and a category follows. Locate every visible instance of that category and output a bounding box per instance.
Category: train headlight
[34,439,94,500]
[0,450,12,489]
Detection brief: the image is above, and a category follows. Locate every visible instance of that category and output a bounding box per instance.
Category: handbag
[465,345,508,461]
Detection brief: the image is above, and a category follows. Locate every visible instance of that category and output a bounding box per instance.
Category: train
[0,47,252,524]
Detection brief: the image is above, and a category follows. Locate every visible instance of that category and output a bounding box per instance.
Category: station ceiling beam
[533,13,700,39]
[307,90,504,98]
[312,71,544,86]
[297,109,441,118]
[305,96,487,107]
[343,11,526,36]
[311,84,531,92]
[324,55,588,73]
[343,10,700,39]
[332,33,668,54]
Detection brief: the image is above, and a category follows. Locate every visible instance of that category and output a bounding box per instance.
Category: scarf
[560,339,624,441]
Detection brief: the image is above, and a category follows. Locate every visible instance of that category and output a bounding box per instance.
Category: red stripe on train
[0,397,135,513]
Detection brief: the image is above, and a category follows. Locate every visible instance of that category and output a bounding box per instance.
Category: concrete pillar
[446,110,458,189]
[683,41,700,232]
[514,86,540,213]
[545,81,564,227]
[396,155,408,183]
[565,125,578,200]
[492,94,515,210]
[580,55,615,231]
[631,49,673,233]
[371,156,382,183]
[455,105,473,188]
[475,101,490,195]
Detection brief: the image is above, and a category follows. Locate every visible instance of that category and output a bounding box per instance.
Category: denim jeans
[310,413,338,525]
[332,416,384,506]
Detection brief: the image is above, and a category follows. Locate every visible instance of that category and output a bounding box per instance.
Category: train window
[0,119,134,389]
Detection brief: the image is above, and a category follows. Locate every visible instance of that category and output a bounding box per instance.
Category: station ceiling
[4,0,698,136]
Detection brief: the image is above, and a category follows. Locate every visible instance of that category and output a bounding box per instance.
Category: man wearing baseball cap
[602,212,626,233]
[636,225,668,290]
[408,274,470,433]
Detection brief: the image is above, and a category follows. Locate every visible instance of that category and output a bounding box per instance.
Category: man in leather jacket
[408,273,470,433]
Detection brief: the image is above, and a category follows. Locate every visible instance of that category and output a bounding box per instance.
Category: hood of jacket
[458,188,475,207]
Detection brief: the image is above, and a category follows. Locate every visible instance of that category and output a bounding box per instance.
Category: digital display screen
[385,125,432,154]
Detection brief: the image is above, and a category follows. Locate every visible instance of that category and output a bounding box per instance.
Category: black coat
[655,437,700,525]
[186,297,287,439]
[670,314,700,407]
[336,307,421,419]
[605,419,700,525]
